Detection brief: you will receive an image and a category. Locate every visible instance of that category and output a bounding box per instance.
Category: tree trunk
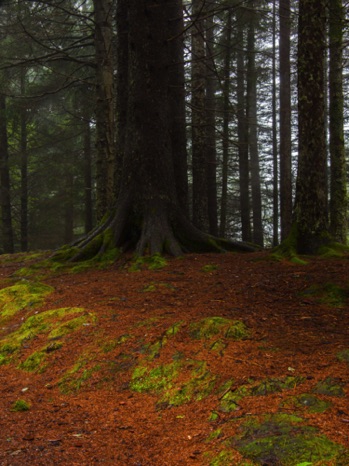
[329,0,347,243]
[279,0,292,241]
[247,3,264,247]
[219,9,232,237]
[236,8,251,243]
[295,0,328,254]
[20,67,28,252]
[62,0,255,261]
[0,94,14,253]
[205,6,218,236]
[272,0,278,247]
[84,116,93,234]
[93,0,115,220]
[191,0,209,232]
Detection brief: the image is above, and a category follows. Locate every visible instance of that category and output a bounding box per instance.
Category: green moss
[190,317,250,342]
[128,253,167,271]
[0,281,53,320]
[59,358,101,393]
[272,224,308,264]
[281,393,332,413]
[206,450,236,465]
[130,359,217,407]
[18,350,46,372]
[219,376,305,413]
[206,429,223,441]
[318,242,349,258]
[11,399,30,412]
[233,413,344,465]
[0,307,92,368]
[302,283,348,307]
[337,349,349,363]
[201,264,218,272]
[313,377,345,397]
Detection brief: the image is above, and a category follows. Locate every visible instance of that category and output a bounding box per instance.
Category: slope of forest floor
[0,251,348,465]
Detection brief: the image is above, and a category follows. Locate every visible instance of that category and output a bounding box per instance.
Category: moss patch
[130,359,217,407]
[0,307,94,367]
[281,393,332,413]
[337,349,349,363]
[128,254,167,271]
[233,413,344,465]
[59,357,101,393]
[11,399,31,412]
[18,350,47,373]
[190,317,250,344]
[0,281,53,321]
[219,376,305,413]
[313,377,345,397]
[302,283,348,307]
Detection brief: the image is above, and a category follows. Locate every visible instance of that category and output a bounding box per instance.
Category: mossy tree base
[54,197,257,262]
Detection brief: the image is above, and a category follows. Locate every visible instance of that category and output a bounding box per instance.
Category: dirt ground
[0,251,348,465]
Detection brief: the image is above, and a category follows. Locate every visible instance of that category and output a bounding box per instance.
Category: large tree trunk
[329,0,347,243]
[295,0,328,254]
[61,0,255,261]
[93,0,115,220]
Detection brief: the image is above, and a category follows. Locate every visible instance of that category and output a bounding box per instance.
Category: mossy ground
[0,251,348,464]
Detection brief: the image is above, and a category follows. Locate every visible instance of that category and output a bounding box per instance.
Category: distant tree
[191,0,209,232]
[279,0,292,241]
[0,92,14,253]
[247,0,263,247]
[294,0,328,253]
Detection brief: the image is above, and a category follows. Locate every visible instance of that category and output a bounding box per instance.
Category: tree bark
[295,0,328,254]
[219,8,232,237]
[329,0,347,243]
[205,4,218,236]
[0,94,14,253]
[63,0,255,261]
[279,0,292,241]
[236,7,251,243]
[247,2,264,247]
[20,67,28,252]
[93,0,115,220]
[191,0,209,232]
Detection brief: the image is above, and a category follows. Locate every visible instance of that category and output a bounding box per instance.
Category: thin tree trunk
[272,0,278,247]
[191,0,208,232]
[247,4,263,247]
[279,0,292,240]
[0,94,14,253]
[20,67,28,252]
[329,0,347,243]
[236,11,251,243]
[84,116,93,234]
[205,5,218,236]
[219,9,232,237]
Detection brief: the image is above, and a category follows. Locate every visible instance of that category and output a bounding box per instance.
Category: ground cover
[0,251,348,465]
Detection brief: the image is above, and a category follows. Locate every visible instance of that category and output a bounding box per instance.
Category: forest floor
[0,250,348,465]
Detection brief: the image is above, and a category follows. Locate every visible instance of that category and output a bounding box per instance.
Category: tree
[279,0,292,241]
[329,0,347,243]
[0,92,14,253]
[294,0,328,253]
[67,0,254,260]
[93,0,115,220]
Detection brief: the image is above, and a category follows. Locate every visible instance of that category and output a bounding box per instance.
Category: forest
[0,0,347,257]
[0,2,349,465]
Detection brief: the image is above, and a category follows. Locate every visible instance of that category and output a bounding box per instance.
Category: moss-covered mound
[232,413,345,465]
[0,281,53,321]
